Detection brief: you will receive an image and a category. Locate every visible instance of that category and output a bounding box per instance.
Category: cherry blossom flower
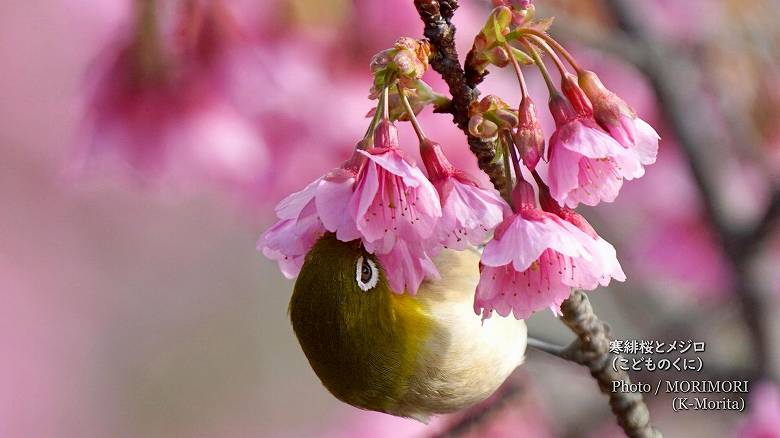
[376,239,441,296]
[348,121,443,293]
[577,70,660,166]
[474,181,625,320]
[259,153,362,278]
[546,92,644,208]
[76,0,268,190]
[259,178,327,279]
[261,121,442,294]
[420,139,509,250]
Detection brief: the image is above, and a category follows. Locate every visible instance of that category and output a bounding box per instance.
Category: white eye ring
[356,256,379,292]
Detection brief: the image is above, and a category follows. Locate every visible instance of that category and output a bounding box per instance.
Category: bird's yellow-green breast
[289,233,526,421]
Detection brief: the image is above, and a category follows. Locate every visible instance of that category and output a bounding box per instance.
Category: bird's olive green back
[289,234,431,414]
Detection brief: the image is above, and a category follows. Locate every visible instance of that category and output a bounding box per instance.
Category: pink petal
[436,177,508,249]
[481,214,589,271]
[633,118,660,166]
[547,144,582,207]
[558,222,626,289]
[358,149,424,188]
[377,240,440,294]
[260,215,325,279]
[558,119,625,159]
[316,170,359,241]
[563,157,624,208]
[350,161,385,243]
[275,177,321,220]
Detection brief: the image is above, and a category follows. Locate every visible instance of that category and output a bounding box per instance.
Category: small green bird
[289,233,527,422]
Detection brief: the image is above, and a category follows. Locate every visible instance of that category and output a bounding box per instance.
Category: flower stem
[522,39,557,96]
[382,85,390,121]
[501,136,515,208]
[503,42,528,99]
[504,130,524,184]
[531,169,546,189]
[361,86,388,146]
[397,84,427,142]
[525,34,568,78]
[519,28,582,73]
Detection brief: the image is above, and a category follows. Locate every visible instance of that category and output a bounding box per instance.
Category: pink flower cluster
[474,181,625,319]
[261,10,660,319]
[546,73,660,208]
[76,0,267,188]
[467,68,657,318]
[262,115,633,318]
[261,121,507,295]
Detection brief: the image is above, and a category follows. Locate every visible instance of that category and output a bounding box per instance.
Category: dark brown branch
[528,332,753,438]
[559,291,662,438]
[413,0,509,196]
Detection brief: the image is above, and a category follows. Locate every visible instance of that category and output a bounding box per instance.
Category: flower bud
[477,95,507,113]
[373,120,400,149]
[577,69,638,145]
[393,49,422,77]
[419,139,455,180]
[469,115,499,140]
[486,46,510,68]
[548,93,577,126]
[473,33,488,53]
[495,108,519,128]
[484,6,513,42]
[514,97,545,169]
[370,49,392,74]
[561,73,592,116]
[370,38,431,90]
[491,0,534,25]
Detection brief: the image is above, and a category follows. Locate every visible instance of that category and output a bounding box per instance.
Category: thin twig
[527,337,567,357]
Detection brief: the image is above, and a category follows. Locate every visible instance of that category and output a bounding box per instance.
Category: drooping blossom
[76,0,179,176]
[474,181,625,320]
[735,382,780,438]
[420,139,509,250]
[261,121,443,294]
[577,70,660,166]
[259,152,362,278]
[514,97,545,170]
[375,239,441,297]
[546,91,644,208]
[538,185,626,289]
[76,0,267,189]
[348,121,443,293]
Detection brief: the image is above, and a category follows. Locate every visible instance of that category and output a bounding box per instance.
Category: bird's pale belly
[388,295,527,422]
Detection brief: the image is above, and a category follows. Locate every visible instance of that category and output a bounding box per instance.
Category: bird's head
[289,233,429,412]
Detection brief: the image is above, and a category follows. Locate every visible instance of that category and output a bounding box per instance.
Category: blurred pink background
[2,1,778,437]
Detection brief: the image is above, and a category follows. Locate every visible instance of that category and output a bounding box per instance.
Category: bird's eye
[355,256,379,292]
